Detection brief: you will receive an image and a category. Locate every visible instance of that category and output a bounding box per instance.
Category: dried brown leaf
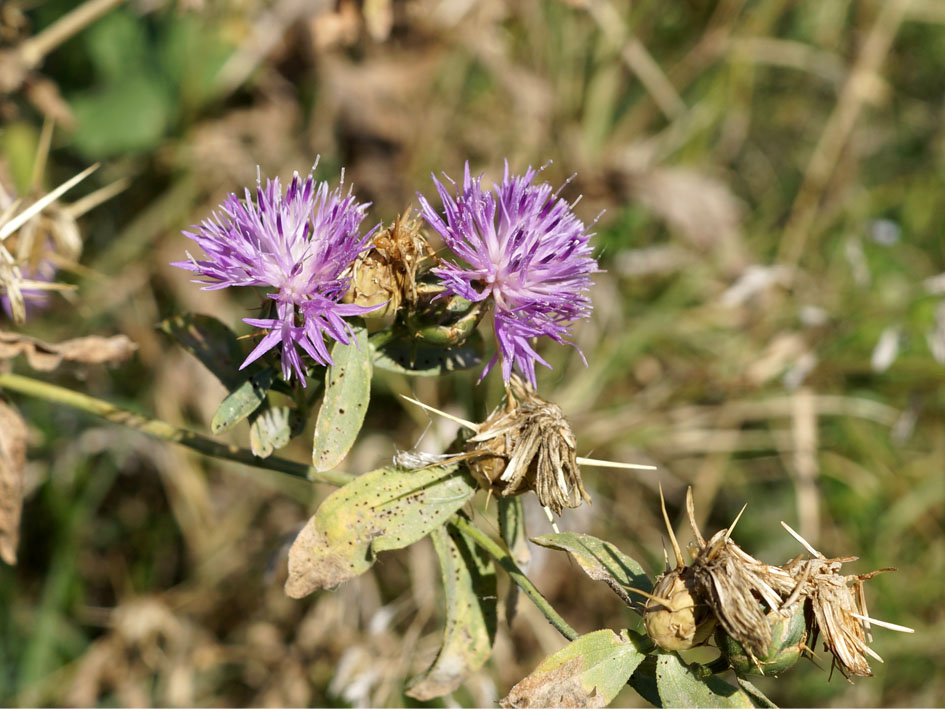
[0,331,136,371]
[0,399,27,564]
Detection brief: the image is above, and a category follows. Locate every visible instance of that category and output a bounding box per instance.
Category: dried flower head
[683,489,797,663]
[464,375,590,515]
[780,523,910,678]
[174,162,381,383]
[644,488,797,664]
[343,211,432,318]
[418,162,598,387]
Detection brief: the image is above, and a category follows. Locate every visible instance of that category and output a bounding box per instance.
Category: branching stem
[0,372,353,487]
[1,371,576,641]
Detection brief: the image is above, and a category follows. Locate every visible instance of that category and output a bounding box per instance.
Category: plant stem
[451,514,579,642]
[1,371,576,641]
[0,372,353,487]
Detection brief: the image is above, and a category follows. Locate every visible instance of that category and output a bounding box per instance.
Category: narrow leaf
[532,532,653,603]
[655,653,754,708]
[285,464,476,598]
[211,367,275,433]
[0,401,28,564]
[158,313,246,388]
[406,524,497,700]
[736,677,779,708]
[501,629,644,708]
[371,330,483,376]
[249,406,293,458]
[313,325,371,471]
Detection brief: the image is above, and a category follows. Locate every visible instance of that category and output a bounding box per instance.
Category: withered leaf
[0,400,28,564]
[285,464,476,598]
[0,331,137,371]
[501,629,644,709]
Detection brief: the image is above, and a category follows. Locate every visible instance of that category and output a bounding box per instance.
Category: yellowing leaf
[285,464,476,598]
[501,629,645,709]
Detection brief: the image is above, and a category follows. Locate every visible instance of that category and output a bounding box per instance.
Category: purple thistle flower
[418,162,598,387]
[174,164,380,384]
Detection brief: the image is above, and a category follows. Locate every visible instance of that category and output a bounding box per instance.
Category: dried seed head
[643,567,716,651]
[464,375,590,515]
[778,522,911,678]
[344,212,432,318]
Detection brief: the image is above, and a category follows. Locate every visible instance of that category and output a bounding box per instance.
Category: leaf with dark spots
[532,532,653,603]
[211,367,276,433]
[501,629,644,708]
[285,464,477,598]
[406,524,497,700]
[0,401,28,564]
[313,323,371,471]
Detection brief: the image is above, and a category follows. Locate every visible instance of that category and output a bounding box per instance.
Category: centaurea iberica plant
[419,162,598,387]
[174,164,380,384]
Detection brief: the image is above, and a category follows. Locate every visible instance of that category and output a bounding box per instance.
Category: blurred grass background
[1,0,943,706]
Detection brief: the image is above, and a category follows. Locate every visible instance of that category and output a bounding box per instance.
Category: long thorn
[399,394,477,430]
[0,164,99,241]
[575,456,656,470]
[780,520,823,558]
[849,613,914,633]
[724,503,749,541]
[685,486,706,549]
[659,483,685,569]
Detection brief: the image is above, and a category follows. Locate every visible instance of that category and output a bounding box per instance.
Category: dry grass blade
[0,400,27,564]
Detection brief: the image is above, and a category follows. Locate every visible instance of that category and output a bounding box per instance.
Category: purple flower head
[418,162,598,387]
[174,163,380,384]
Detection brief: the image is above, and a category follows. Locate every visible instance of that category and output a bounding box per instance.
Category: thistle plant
[0,159,913,709]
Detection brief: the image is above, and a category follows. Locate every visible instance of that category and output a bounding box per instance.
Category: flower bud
[643,568,716,652]
[716,602,807,676]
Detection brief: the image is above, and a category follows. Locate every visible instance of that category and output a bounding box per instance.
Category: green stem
[451,514,579,642]
[0,372,354,487]
[1,371,576,641]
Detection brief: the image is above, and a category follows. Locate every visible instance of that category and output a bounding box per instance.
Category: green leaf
[284,464,477,598]
[70,75,170,158]
[158,314,246,389]
[313,325,371,471]
[501,629,645,708]
[531,532,653,603]
[406,524,497,700]
[655,653,754,708]
[498,497,530,623]
[211,368,276,434]
[735,677,778,708]
[371,330,484,376]
[249,406,293,459]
